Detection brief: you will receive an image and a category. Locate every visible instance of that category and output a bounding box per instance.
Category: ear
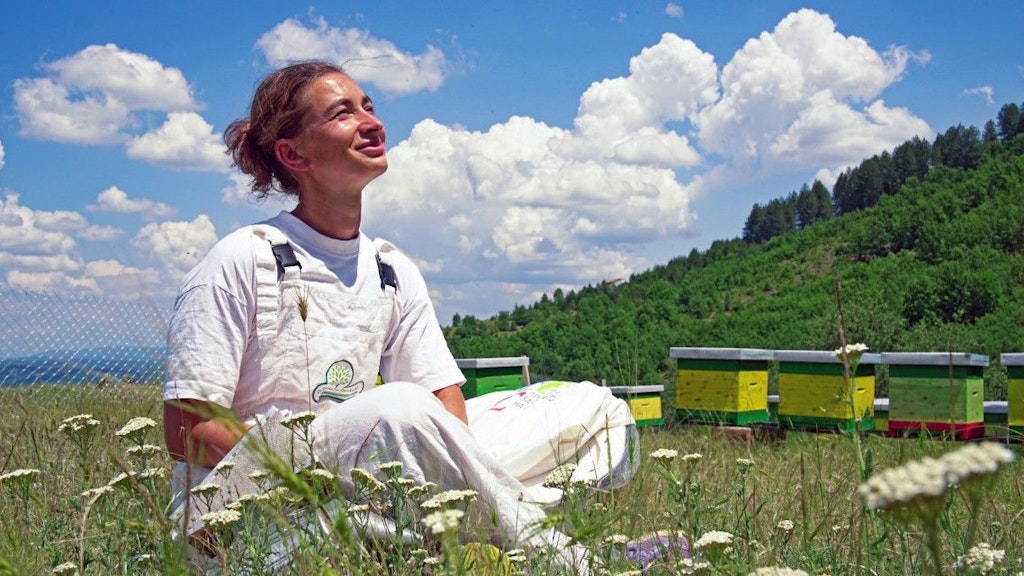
[274,139,310,172]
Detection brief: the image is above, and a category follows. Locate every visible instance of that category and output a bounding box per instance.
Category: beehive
[881,352,988,440]
[608,385,665,427]
[774,350,879,432]
[999,353,1024,439]
[456,356,530,399]
[670,347,772,424]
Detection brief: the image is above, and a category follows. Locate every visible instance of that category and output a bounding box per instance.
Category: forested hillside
[443,103,1024,397]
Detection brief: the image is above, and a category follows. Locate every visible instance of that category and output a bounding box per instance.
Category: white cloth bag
[466,380,640,506]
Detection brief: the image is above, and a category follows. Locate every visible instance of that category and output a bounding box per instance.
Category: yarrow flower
[115,417,157,441]
[776,519,794,533]
[281,410,316,430]
[748,568,810,576]
[52,562,78,575]
[694,530,734,550]
[190,483,222,497]
[858,442,1014,514]
[423,508,464,534]
[650,448,679,464]
[350,467,385,495]
[125,444,162,457]
[505,549,527,563]
[422,489,479,511]
[736,458,755,468]
[542,463,577,488]
[58,414,99,433]
[676,557,712,574]
[81,485,114,501]
[379,461,404,477]
[682,453,703,463]
[955,542,1005,575]
[0,468,40,486]
[201,509,242,529]
[604,534,630,546]
[833,343,869,361]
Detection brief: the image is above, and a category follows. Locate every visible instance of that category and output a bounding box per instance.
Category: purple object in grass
[624,531,690,571]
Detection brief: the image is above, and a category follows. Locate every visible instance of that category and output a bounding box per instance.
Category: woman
[163,61,587,572]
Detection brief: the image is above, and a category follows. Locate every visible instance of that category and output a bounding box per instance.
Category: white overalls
[171,225,589,573]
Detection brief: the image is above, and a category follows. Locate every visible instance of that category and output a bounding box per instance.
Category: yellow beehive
[670,347,772,424]
[775,350,878,432]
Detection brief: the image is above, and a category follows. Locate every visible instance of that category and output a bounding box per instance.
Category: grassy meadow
[0,382,1021,576]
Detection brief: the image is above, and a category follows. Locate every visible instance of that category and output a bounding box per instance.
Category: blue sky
[0,1,1021,326]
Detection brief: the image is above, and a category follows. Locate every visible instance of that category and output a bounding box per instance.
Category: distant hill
[0,345,167,387]
[444,102,1024,400]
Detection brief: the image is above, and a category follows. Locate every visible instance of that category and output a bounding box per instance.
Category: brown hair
[224,61,345,198]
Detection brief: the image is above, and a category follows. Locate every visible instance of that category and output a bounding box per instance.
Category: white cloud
[126,112,227,172]
[83,259,162,299]
[132,215,218,290]
[363,10,934,322]
[0,194,81,257]
[695,9,932,172]
[257,17,448,96]
[0,138,5,169]
[88,186,177,220]
[5,270,97,294]
[665,3,683,18]
[964,86,995,105]
[13,44,220,172]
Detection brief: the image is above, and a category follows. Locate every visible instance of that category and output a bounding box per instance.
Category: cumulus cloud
[126,112,228,172]
[695,9,931,172]
[88,186,177,220]
[132,215,218,289]
[257,17,449,96]
[12,43,222,173]
[363,9,933,320]
[0,138,5,170]
[665,3,683,18]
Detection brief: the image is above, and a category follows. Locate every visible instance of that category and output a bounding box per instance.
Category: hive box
[999,353,1024,439]
[881,352,988,440]
[774,350,880,432]
[670,347,772,424]
[607,385,665,427]
[456,356,530,399]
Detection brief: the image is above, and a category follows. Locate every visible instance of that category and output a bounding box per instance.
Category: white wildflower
[125,444,162,457]
[115,416,157,440]
[422,489,479,511]
[833,343,869,360]
[955,542,1005,575]
[350,467,385,494]
[280,410,316,429]
[694,530,734,550]
[58,414,99,433]
[682,453,703,463]
[303,468,336,482]
[650,448,679,463]
[213,461,235,475]
[190,483,222,497]
[736,458,755,468]
[423,508,464,534]
[81,485,114,501]
[604,534,630,545]
[542,463,577,488]
[677,557,712,574]
[201,509,242,529]
[379,461,404,477]
[749,568,810,576]
[776,519,794,533]
[52,562,78,575]
[505,549,527,563]
[0,468,40,485]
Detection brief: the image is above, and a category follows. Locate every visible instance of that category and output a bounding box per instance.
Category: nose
[358,109,384,133]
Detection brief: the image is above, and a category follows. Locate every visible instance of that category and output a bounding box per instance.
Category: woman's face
[286,73,388,194]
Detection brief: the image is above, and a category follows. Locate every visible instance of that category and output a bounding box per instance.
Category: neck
[291,195,362,240]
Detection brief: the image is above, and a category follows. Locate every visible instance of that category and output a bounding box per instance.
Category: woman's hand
[164,400,249,467]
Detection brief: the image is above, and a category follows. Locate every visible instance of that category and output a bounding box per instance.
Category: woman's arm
[433,384,468,425]
[164,399,249,468]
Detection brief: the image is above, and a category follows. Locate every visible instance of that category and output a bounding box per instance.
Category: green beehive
[774,350,879,432]
[456,356,530,399]
[881,352,988,440]
[999,353,1024,438]
[670,347,772,425]
[608,385,665,427]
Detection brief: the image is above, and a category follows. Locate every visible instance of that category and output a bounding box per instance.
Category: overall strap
[373,238,399,295]
[252,225,301,344]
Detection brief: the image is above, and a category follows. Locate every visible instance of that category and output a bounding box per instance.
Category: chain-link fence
[0,283,170,399]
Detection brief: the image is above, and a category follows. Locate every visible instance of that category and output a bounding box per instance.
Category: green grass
[1,384,1021,575]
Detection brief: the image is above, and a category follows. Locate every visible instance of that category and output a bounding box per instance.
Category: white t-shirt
[163,211,464,417]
